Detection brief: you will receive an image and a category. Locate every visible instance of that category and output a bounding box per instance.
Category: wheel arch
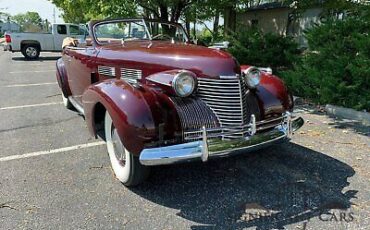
[83,80,157,156]
[21,40,41,51]
[82,80,182,156]
[56,58,72,97]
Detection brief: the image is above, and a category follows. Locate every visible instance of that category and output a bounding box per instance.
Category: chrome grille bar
[197,78,244,130]
[98,66,115,77]
[120,68,142,83]
[171,97,220,140]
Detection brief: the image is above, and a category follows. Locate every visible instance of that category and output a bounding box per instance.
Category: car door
[68,24,86,41]
[53,24,70,51]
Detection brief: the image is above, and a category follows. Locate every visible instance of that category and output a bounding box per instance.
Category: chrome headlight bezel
[243,66,261,88]
[172,71,197,97]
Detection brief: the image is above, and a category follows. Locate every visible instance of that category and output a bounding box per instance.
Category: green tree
[12,12,43,32]
[227,28,299,72]
[0,12,11,23]
[50,0,137,23]
[280,4,370,111]
[51,0,195,23]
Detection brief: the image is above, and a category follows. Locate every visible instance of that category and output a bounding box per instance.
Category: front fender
[82,79,181,156]
[56,58,72,97]
[240,65,293,118]
[256,72,294,118]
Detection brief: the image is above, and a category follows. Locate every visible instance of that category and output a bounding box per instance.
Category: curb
[325,104,370,126]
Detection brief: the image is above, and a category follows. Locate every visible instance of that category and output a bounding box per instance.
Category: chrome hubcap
[26,47,37,57]
[111,127,126,166]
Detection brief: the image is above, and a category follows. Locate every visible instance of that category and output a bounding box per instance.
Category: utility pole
[7,16,10,32]
[53,8,56,23]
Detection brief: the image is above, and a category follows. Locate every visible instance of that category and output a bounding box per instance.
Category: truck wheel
[104,111,150,186]
[62,93,74,110]
[21,45,40,60]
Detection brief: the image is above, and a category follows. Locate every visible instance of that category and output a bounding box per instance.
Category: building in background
[0,21,21,33]
[237,2,323,48]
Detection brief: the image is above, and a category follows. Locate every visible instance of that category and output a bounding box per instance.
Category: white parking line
[0,142,105,162]
[0,102,63,110]
[3,82,58,87]
[11,63,53,66]
[9,70,55,74]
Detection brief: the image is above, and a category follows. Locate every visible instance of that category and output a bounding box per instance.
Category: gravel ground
[0,50,369,230]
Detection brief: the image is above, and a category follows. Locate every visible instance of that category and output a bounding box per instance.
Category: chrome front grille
[197,78,244,127]
[197,77,261,138]
[171,97,220,140]
[98,66,115,77]
[120,68,142,83]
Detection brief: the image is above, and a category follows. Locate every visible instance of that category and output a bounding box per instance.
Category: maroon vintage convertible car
[56,18,304,186]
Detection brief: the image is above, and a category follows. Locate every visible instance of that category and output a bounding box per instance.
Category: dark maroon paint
[56,19,293,156]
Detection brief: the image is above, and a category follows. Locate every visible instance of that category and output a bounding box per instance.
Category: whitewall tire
[104,111,150,186]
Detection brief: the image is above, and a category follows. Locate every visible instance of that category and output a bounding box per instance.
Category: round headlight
[243,67,261,88]
[172,71,197,97]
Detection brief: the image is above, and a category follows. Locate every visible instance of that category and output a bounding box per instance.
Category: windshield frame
[91,18,190,46]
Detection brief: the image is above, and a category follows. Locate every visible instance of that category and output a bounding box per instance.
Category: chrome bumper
[139,113,304,166]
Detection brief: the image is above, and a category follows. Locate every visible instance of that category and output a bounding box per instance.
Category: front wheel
[104,111,150,186]
[21,45,40,60]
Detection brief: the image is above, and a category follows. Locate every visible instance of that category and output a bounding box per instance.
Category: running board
[68,96,85,116]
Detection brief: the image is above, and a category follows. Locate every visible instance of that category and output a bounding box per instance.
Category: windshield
[145,21,188,42]
[93,20,188,44]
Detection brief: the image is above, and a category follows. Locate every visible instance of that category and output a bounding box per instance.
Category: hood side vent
[98,66,115,77]
[121,68,142,83]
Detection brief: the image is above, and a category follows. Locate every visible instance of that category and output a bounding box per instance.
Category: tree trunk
[185,16,191,36]
[159,4,169,22]
[193,21,196,39]
[213,10,220,38]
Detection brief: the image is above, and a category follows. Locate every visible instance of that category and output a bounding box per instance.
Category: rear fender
[56,58,72,97]
[82,79,181,156]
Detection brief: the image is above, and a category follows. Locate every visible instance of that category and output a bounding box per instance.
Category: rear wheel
[104,111,150,186]
[21,44,40,60]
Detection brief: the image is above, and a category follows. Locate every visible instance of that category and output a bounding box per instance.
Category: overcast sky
[0,0,64,23]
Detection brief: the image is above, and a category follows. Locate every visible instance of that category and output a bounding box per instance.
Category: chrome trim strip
[146,78,171,86]
[68,96,85,115]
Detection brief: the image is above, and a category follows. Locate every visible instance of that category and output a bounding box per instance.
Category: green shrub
[227,29,300,72]
[196,29,213,46]
[280,17,370,111]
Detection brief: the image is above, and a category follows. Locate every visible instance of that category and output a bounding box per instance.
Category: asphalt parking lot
[0,50,369,230]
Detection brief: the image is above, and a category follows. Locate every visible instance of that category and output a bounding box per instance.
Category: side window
[57,25,67,35]
[70,25,80,35]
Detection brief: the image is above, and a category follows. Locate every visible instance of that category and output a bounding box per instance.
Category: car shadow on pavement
[326,118,370,137]
[295,104,370,137]
[131,142,357,229]
[11,56,61,62]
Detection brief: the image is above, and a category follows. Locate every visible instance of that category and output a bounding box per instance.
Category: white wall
[238,7,323,48]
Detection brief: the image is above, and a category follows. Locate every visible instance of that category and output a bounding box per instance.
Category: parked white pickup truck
[4,23,86,59]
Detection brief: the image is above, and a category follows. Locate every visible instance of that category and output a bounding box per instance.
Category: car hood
[96,41,240,78]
